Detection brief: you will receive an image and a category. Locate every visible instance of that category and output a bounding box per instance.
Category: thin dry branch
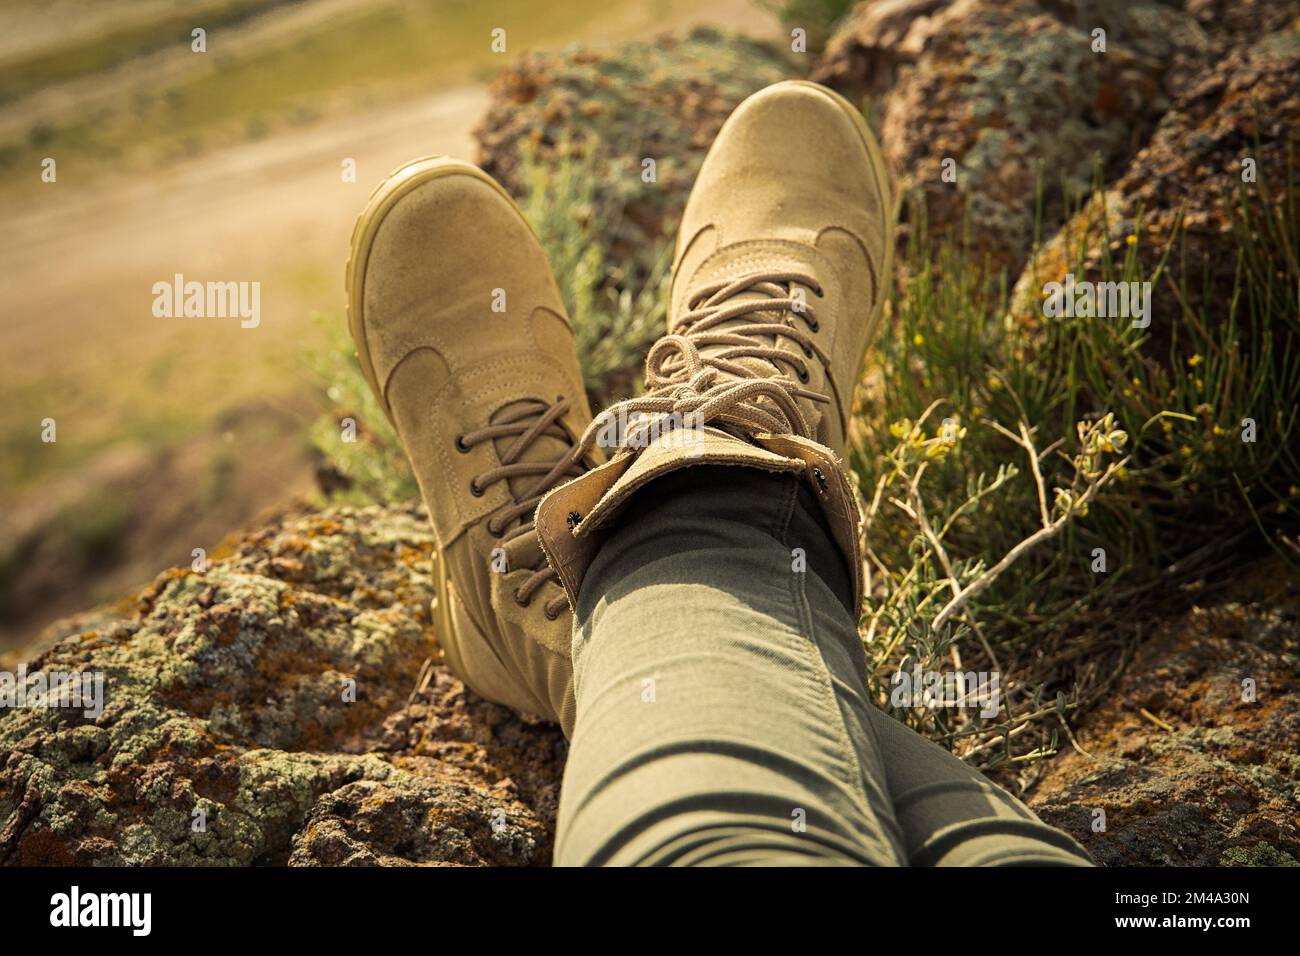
[931,456,1129,633]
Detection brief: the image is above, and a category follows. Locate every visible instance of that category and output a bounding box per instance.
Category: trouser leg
[553,466,1092,867]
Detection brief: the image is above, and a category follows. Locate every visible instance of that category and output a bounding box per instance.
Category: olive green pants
[554,467,1092,866]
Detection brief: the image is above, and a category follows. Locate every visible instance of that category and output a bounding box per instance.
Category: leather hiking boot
[535,81,893,619]
[346,157,602,735]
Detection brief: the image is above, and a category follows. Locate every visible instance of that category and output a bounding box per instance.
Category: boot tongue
[489,399,574,516]
[502,527,545,572]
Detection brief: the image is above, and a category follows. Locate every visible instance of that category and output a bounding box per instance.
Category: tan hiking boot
[536,81,893,617]
[346,157,602,735]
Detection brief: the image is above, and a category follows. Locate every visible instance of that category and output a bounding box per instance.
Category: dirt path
[2,83,487,375]
[2,0,773,419]
[0,0,395,142]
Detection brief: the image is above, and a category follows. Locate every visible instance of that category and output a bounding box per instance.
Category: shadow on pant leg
[866,707,1093,866]
[555,467,906,866]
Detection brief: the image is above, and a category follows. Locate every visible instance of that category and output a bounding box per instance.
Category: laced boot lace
[458,397,589,619]
[571,270,833,456]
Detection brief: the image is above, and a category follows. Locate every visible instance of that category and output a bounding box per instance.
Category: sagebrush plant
[305,311,417,505]
[857,166,1300,782]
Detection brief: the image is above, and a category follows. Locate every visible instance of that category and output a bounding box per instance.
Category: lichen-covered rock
[814,0,1208,276]
[1027,592,1300,866]
[1181,0,1300,61]
[812,0,952,98]
[474,27,795,284]
[1006,25,1300,339]
[0,505,565,866]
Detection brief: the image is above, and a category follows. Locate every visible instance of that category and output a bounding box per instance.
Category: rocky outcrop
[1181,0,1300,59]
[475,27,794,284]
[0,505,564,866]
[5,501,1295,868]
[815,0,1212,275]
[1028,580,1300,866]
[1007,25,1300,338]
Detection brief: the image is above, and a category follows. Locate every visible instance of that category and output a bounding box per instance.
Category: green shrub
[758,0,855,51]
[855,169,1300,777]
[305,312,417,506]
[514,137,671,408]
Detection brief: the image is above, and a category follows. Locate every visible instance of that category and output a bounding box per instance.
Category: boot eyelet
[797,369,810,383]
[470,480,485,497]
[486,519,502,536]
[807,319,820,331]
[513,588,531,608]
[543,606,561,621]
[802,345,814,358]
[455,435,471,453]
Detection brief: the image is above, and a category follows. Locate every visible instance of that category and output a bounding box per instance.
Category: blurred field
[0,0,777,652]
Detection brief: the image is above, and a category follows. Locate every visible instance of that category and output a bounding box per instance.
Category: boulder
[815,0,1209,275]
[1028,581,1300,866]
[475,27,795,285]
[0,505,565,866]
[1007,25,1300,338]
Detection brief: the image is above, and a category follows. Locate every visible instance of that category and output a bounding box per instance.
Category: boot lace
[572,270,832,455]
[458,397,588,619]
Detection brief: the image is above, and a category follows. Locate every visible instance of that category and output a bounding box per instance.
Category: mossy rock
[0,505,565,866]
[475,27,797,286]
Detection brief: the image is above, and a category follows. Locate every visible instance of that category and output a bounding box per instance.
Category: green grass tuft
[854,158,1300,777]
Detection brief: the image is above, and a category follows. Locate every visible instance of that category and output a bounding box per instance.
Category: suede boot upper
[347,158,601,734]
[536,81,894,619]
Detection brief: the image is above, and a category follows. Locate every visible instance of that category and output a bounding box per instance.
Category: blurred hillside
[0,0,777,654]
